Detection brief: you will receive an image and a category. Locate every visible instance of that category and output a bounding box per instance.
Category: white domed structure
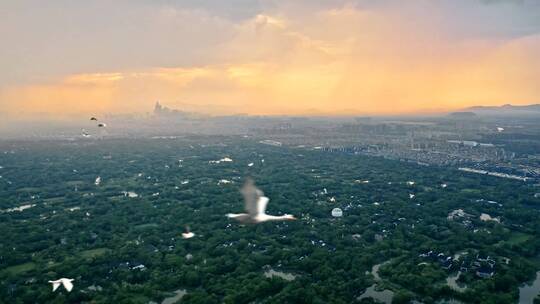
[331,208,343,217]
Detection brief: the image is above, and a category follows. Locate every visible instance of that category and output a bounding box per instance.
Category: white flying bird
[94,176,101,186]
[227,178,296,224]
[182,226,195,239]
[81,129,91,138]
[48,278,74,292]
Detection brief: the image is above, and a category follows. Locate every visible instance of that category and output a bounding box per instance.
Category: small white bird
[98,123,107,128]
[227,178,296,224]
[218,179,232,185]
[94,176,101,186]
[409,194,415,199]
[48,278,74,292]
[497,127,504,132]
[441,183,448,188]
[182,226,195,239]
[81,129,91,138]
[248,162,254,167]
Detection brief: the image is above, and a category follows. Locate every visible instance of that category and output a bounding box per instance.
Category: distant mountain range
[463,104,540,115]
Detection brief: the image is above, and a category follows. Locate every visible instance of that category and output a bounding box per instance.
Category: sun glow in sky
[1,0,539,118]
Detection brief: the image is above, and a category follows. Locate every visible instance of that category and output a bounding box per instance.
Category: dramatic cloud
[1,0,539,117]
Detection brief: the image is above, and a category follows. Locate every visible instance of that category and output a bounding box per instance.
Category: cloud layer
[1,0,539,117]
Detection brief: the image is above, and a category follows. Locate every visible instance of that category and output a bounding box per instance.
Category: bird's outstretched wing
[49,281,60,292]
[257,196,269,216]
[241,179,264,217]
[62,279,74,292]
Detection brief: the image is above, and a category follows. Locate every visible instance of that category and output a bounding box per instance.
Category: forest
[1,136,539,303]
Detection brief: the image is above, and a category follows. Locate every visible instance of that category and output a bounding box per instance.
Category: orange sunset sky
[1,0,539,118]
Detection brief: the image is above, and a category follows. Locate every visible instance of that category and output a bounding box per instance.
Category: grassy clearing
[2,262,36,275]
[43,197,64,203]
[16,187,42,193]
[66,180,85,186]
[134,223,159,230]
[460,189,481,194]
[507,232,531,245]
[80,248,111,259]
